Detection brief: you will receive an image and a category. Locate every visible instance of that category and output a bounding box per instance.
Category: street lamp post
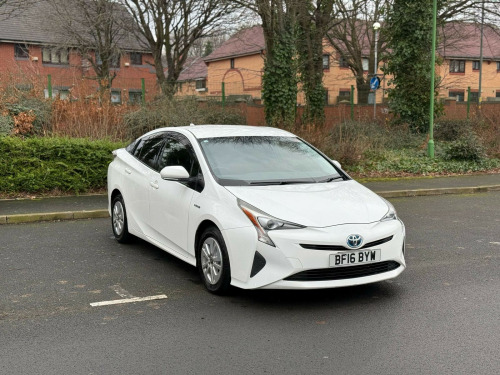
[428,0,437,158]
[373,22,381,120]
[478,0,485,109]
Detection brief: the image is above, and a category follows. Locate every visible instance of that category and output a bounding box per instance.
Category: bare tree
[325,0,391,105]
[189,34,229,58]
[120,0,242,97]
[45,0,132,98]
[237,0,301,126]
[0,0,37,18]
[296,0,336,122]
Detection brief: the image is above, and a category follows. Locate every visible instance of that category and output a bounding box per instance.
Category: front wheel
[111,194,132,243]
[197,227,231,294]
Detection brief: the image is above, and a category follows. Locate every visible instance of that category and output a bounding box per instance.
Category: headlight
[237,199,305,247]
[381,199,398,221]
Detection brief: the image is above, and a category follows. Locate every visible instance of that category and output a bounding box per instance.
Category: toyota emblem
[346,234,363,249]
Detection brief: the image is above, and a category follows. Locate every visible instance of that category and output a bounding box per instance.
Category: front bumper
[224,219,406,290]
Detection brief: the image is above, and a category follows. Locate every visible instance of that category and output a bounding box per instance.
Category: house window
[110,54,120,68]
[362,58,369,71]
[15,83,33,91]
[195,79,206,91]
[469,91,479,102]
[324,89,329,104]
[42,48,69,64]
[128,90,142,104]
[322,54,330,70]
[111,90,122,104]
[449,90,464,102]
[339,90,351,101]
[339,56,350,68]
[449,60,465,73]
[96,52,120,68]
[14,44,29,59]
[497,62,500,71]
[472,61,480,71]
[496,90,500,98]
[230,58,235,69]
[58,89,70,100]
[130,52,142,65]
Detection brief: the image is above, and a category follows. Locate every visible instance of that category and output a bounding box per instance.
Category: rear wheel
[197,226,231,294]
[111,194,132,243]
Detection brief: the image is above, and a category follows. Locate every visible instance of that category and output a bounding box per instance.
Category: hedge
[0,137,126,194]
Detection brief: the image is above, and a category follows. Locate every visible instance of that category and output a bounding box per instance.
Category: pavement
[0,173,499,225]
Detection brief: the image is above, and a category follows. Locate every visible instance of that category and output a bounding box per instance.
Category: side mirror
[332,160,342,169]
[160,166,190,180]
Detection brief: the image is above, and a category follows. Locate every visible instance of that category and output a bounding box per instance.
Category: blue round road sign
[370,76,380,90]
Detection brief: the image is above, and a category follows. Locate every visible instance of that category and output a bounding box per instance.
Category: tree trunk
[356,78,370,105]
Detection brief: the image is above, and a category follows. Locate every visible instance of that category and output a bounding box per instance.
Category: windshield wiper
[317,176,344,183]
[249,179,315,186]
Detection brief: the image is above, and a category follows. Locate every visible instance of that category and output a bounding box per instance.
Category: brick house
[0,1,158,103]
[195,24,500,105]
[438,22,500,102]
[175,57,208,97]
[203,26,265,100]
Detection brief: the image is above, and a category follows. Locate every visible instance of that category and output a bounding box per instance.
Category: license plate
[329,249,381,267]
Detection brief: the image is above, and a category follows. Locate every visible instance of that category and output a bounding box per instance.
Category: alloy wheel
[113,201,125,236]
[201,237,223,285]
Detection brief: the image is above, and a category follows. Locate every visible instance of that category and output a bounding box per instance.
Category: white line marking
[90,294,168,307]
[110,284,134,298]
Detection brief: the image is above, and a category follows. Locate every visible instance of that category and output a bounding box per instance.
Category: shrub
[326,121,387,166]
[434,119,473,141]
[444,133,486,161]
[475,112,500,158]
[0,115,13,136]
[5,96,52,135]
[292,121,394,167]
[351,149,500,176]
[123,97,245,139]
[0,137,125,194]
[51,99,129,141]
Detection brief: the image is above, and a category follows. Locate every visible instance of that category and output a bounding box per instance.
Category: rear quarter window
[132,133,167,170]
[125,140,137,154]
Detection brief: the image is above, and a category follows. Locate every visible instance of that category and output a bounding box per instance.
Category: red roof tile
[202,22,500,63]
[204,26,265,62]
[178,57,207,81]
[439,22,500,59]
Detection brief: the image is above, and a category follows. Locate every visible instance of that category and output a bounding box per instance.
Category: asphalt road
[1,193,499,375]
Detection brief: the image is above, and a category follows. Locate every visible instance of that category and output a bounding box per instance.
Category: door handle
[125,168,132,174]
[150,181,159,190]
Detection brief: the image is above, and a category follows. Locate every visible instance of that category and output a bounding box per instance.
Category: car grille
[283,261,401,282]
[300,235,393,251]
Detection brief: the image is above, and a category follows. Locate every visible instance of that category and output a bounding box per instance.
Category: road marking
[90,294,167,307]
[110,284,134,298]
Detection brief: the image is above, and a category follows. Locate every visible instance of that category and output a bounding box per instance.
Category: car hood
[225,180,389,227]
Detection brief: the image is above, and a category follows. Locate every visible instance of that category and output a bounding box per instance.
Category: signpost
[370,76,380,90]
[373,22,381,119]
[371,75,380,119]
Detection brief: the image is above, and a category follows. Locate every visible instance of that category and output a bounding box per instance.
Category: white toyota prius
[108,125,406,294]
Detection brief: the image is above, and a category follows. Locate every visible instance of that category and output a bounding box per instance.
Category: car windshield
[198,136,343,186]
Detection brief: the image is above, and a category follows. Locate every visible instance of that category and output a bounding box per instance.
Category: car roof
[148,125,295,139]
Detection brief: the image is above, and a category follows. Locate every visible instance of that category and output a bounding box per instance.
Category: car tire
[197,226,231,295]
[111,194,132,244]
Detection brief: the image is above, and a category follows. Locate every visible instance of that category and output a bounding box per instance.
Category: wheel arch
[111,188,122,202]
[194,219,219,260]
